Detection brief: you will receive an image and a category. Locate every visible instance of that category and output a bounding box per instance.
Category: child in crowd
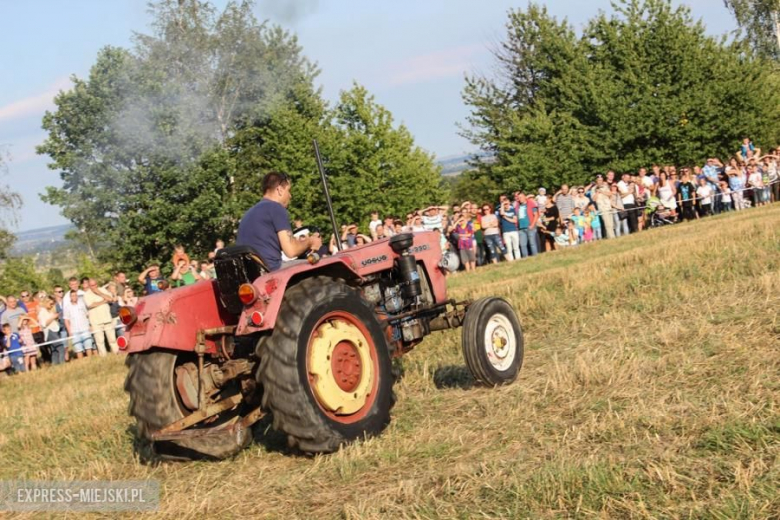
[719,181,733,212]
[566,221,579,246]
[570,207,585,244]
[18,316,38,372]
[553,226,570,249]
[1,323,24,374]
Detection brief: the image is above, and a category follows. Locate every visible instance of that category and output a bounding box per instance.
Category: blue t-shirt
[499,206,518,233]
[144,276,165,294]
[5,332,23,360]
[236,198,291,271]
[516,204,530,229]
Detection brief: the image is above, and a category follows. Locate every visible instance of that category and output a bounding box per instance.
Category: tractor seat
[214,245,270,314]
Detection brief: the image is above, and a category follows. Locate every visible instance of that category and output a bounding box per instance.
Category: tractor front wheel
[258,276,394,453]
[462,297,524,386]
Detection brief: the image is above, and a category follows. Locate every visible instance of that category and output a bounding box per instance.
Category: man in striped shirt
[422,205,447,232]
[554,185,575,221]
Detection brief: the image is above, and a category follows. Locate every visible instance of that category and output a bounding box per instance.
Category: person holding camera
[171,259,201,286]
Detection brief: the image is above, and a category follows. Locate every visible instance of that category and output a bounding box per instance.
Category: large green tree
[724,0,780,60]
[463,0,780,192]
[39,0,441,272]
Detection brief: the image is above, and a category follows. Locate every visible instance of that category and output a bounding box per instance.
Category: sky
[0,0,736,232]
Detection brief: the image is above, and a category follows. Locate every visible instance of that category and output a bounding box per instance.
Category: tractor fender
[235,255,362,336]
[123,280,237,355]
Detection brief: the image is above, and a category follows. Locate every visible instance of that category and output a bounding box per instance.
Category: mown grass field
[1,205,779,519]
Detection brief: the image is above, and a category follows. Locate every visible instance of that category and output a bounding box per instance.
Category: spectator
[422,205,445,232]
[617,173,639,233]
[594,187,615,239]
[123,287,138,307]
[368,211,382,237]
[719,180,733,212]
[658,172,678,214]
[38,297,64,365]
[515,193,538,257]
[696,177,714,217]
[198,261,212,280]
[541,197,561,250]
[138,265,165,295]
[171,259,200,286]
[1,295,26,335]
[171,244,190,269]
[587,203,602,241]
[572,187,590,212]
[747,164,765,207]
[21,291,45,349]
[64,291,94,359]
[553,226,570,249]
[582,208,594,242]
[382,217,397,237]
[18,315,38,372]
[677,173,698,221]
[113,271,128,298]
[374,224,391,240]
[480,203,506,263]
[498,195,520,260]
[453,212,477,272]
[2,323,24,373]
[83,278,119,356]
[536,187,548,208]
[609,184,628,237]
[52,285,69,361]
[214,239,225,254]
[555,185,575,222]
[570,207,585,244]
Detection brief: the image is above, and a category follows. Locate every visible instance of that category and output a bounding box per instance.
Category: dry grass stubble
[0,205,778,518]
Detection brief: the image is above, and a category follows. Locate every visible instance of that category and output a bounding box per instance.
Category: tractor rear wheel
[462,297,524,386]
[258,276,394,453]
[125,350,251,460]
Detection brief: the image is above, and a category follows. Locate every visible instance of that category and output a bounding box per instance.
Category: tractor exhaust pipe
[313,139,342,252]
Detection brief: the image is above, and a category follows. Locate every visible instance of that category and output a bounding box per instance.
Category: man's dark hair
[80,277,89,284]
[262,172,291,193]
[114,271,125,277]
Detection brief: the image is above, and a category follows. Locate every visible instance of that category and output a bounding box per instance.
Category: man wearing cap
[237,172,322,271]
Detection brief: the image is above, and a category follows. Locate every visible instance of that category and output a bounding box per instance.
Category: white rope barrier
[0,324,126,359]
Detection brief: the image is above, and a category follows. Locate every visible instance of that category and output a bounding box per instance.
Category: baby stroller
[646,196,677,228]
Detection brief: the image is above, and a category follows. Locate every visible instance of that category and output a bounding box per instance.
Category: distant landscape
[11,223,74,256]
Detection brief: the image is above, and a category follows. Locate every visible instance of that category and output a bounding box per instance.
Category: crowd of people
[0,242,225,376]
[1,140,777,375]
[334,140,780,271]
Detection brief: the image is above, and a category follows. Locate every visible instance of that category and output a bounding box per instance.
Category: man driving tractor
[236,172,322,270]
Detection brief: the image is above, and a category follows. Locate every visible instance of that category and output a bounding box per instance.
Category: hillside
[10,224,74,255]
[0,206,778,518]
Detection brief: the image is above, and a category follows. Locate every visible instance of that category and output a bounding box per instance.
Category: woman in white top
[658,172,677,211]
[38,297,65,365]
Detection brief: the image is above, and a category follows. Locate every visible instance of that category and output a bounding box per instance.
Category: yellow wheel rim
[308,318,374,415]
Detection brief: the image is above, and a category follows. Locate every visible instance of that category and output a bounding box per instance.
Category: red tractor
[121,144,524,460]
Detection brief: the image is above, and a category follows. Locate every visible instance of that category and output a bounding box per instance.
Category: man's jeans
[503,231,520,260]
[518,228,538,258]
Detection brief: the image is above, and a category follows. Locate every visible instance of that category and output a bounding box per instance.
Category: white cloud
[0,77,71,122]
[385,44,485,87]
